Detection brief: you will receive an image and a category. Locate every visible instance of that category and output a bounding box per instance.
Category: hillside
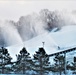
[7,25,76,61]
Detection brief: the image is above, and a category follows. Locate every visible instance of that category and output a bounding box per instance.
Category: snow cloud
[0,9,76,46]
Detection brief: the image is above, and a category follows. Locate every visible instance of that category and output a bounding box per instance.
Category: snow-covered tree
[0,47,12,74]
[67,57,76,74]
[14,47,32,74]
[53,54,65,75]
[33,47,51,75]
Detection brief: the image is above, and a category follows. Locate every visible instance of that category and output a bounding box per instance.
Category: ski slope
[7,25,76,61]
[51,25,76,48]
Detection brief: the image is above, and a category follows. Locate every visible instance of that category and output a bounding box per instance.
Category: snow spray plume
[0,21,23,47]
[0,9,76,46]
[17,13,48,41]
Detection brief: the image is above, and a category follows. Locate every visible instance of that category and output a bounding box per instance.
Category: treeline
[0,47,76,75]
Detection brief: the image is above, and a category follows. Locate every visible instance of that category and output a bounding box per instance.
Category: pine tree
[0,47,12,74]
[14,47,32,74]
[53,54,65,75]
[33,47,50,75]
[69,57,76,74]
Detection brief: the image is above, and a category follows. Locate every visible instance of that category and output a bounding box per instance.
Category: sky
[0,0,76,21]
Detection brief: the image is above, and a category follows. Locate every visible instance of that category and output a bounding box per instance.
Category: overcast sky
[0,0,76,21]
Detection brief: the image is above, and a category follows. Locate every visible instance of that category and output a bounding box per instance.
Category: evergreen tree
[68,57,76,74]
[14,47,32,74]
[33,47,50,75]
[0,47,12,74]
[71,62,76,74]
[53,54,65,75]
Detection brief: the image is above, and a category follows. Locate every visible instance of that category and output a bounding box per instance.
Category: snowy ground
[6,25,76,62]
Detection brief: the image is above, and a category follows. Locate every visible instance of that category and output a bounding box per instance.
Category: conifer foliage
[33,47,51,75]
[0,46,75,74]
[13,47,32,74]
[0,47,12,74]
[53,54,65,75]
